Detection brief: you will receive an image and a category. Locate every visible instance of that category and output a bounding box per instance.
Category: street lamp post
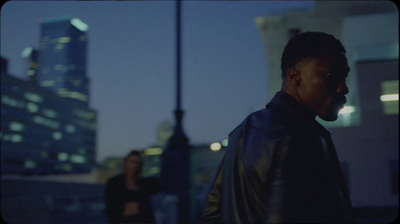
[161,0,192,223]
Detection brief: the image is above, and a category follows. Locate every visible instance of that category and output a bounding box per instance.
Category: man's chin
[318,111,340,121]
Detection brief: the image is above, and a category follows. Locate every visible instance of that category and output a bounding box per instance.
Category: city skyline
[1,1,315,161]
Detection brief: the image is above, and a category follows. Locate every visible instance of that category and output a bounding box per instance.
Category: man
[203,32,353,223]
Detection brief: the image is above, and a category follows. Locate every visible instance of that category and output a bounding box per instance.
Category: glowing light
[339,105,356,115]
[27,102,39,113]
[70,18,88,31]
[380,94,399,102]
[148,167,161,175]
[24,92,43,103]
[21,47,33,57]
[221,139,229,147]
[24,160,36,168]
[210,142,222,151]
[65,124,76,133]
[9,122,24,132]
[58,37,71,43]
[40,80,54,87]
[11,134,22,143]
[71,154,86,163]
[145,147,163,156]
[43,109,57,118]
[58,152,69,161]
[52,131,63,140]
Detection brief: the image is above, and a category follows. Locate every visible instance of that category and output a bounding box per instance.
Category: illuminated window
[70,18,89,31]
[21,47,34,57]
[58,37,70,43]
[26,102,39,113]
[40,80,55,87]
[24,92,43,103]
[65,124,76,133]
[52,131,62,140]
[33,116,59,129]
[9,121,24,132]
[58,90,88,102]
[58,152,69,161]
[70,154,86,163]
[381,80,399,115]
[11,134,22,143]
[27,70,36,76]
[2,95,24,108]
[73,109,95,119]
[144,147,163,156]
[43,108,57,118]
[24,160,36,169]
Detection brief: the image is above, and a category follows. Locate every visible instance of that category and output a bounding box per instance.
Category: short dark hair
[281,32,346,79]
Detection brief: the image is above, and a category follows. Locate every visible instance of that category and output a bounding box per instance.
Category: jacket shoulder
[232,107,307,138]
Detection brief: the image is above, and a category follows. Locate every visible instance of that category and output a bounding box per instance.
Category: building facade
[256,1,398,209]
[1,68,97,175]
[37,17,90,105]
[1,16,97,175]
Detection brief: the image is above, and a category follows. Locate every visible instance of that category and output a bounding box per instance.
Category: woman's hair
[123,150,143,175]
[281,31,346,79]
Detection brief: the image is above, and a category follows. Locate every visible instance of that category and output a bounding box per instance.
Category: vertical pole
[176,0,181,112]
[161,0,191,223]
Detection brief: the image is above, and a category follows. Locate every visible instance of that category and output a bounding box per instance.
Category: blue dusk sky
[1,0,314,161]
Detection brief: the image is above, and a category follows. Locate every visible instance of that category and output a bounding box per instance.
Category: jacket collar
[266,91,317,121]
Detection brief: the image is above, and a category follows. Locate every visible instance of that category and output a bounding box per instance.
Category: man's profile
[203,32,353,223]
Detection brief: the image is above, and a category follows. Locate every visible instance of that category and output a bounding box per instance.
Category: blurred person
[105,150,160,223]
[203,32,354,223]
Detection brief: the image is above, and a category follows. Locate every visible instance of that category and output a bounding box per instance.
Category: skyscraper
[37,17,90,105]
[1,16,97,175]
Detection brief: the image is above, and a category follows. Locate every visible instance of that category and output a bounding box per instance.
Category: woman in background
[105,150,160,223]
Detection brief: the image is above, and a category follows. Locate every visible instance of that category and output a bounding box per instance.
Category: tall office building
[1,16,97,175]
[1,59,97,175]
[37,17,90,105]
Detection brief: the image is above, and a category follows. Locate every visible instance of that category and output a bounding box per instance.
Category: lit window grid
[1,76,96,174]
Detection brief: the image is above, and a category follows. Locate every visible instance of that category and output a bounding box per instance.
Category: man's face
[295,52,349,121]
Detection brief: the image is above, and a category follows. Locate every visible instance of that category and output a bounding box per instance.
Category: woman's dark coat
[105,173,160,223]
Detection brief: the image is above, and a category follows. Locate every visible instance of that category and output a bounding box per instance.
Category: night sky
[1,0,314,161]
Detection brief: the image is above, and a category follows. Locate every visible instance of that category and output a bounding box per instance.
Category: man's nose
[337,81,349,95]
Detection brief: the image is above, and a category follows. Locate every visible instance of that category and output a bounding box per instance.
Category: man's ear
[287,68,301,86]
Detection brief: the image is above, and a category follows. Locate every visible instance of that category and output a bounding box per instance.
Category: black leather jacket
[203,92,353,223]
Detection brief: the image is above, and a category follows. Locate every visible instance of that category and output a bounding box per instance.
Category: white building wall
[338,12,399,207]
